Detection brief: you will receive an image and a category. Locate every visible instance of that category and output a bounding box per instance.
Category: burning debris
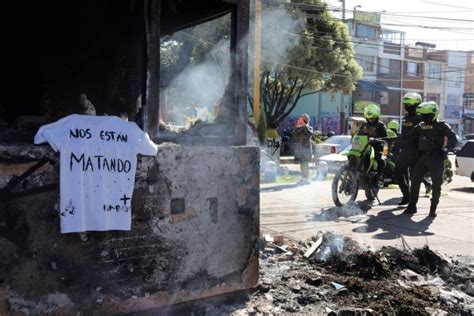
[201,232,474,315]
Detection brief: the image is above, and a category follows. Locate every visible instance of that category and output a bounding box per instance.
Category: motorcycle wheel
[332,168,358,207]
[365,187,379,201]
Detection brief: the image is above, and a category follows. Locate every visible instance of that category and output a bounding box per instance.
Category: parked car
[316,144,351,173]
[459,133,474,150]
[313,135,351,158]
[455,140,474,182]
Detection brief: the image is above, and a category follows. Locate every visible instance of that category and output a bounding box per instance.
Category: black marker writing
[61,199,76,217]
[120,194,131,205]
[100,130,128,143]
[70,152,132,173]
[70,128,92,139]
[103,204,129,212]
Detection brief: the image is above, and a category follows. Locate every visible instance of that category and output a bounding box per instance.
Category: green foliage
[160,14,231,87]
[260,0,362,127]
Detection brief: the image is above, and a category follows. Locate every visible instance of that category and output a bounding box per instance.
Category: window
[382,31,402,44]
[428,63,441,84]
[356,54,375,72]
[447,67,463,88]
[379,91,388,105]
[379,58,390,74]
[446,94,459,106]
[426,93,440,104]
[355,24,377,40]
[407,62,422,76]
[159,14,232,134]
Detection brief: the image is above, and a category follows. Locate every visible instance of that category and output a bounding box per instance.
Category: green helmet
[416,101,439,121]
[402,92,422,107]
[364,104,381,120]
[387,120,400,133]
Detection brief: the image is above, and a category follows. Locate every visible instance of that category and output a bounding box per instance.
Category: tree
[255,0,362,129]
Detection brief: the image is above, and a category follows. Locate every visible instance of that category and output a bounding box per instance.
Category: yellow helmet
[387,120,400,133]
[402,92,422,107]
[416,101,439,121]
[364,104,381,120]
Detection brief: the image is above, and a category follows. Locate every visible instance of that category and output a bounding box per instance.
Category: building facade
[463,51,474,134]
[425,49,447,120]
[444,51,468,135]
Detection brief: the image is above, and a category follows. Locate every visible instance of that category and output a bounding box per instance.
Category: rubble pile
[205,232,474,315]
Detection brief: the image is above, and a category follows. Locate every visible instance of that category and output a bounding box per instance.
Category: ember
[189,232,474,315]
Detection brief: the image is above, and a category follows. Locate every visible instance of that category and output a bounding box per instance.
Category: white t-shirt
[34,114,158,233]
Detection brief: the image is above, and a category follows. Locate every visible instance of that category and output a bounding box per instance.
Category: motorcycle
[331,135,387,207]
[331,134,455,207]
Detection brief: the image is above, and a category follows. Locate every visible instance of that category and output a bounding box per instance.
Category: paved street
[260,157,474,259]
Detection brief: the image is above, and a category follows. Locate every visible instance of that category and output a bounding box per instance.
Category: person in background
[395,92,432,206]
[386,120,403,183]
[312,130,324,144]
[119,112,129,121]
[403,102,457,217]
[357,104,387,183]
[386,119,400,155]
[293,114,313,185]
[79,93,96,116]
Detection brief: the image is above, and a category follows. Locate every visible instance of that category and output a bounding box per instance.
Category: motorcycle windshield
[351,135,368,151]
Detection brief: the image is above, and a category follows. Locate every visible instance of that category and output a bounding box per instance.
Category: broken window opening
[156,13,239,143]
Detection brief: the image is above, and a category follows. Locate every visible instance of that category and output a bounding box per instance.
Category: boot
[398,195,410,205]
[403,203,417,215]
[429,203,437,218]
[425,183,432,195]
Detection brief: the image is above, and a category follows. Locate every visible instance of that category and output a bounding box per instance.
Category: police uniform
[357,120,387,174]
[394,112,423,200]
[407,120,457,215]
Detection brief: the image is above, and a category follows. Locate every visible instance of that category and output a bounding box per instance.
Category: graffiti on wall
[320,116,339,134]
[445,106,462,119]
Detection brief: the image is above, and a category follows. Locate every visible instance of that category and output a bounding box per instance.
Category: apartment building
[376,28,405,120]
[463,51,474,134]
[425,49,447,120]
[444,51,467,134]
[346,11,391,119]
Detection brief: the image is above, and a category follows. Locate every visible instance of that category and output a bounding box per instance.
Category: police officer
[395,92,431,205]
[357,104,387,181]
[386,120,400,156]
[387,120,399,139]
[403,102,457,217]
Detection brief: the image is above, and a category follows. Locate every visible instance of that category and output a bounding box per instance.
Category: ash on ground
[200,232,474,316]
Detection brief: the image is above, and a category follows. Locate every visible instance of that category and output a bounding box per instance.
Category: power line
[260,6,474,49]
[381,16,474,35]
[255,20,473,79]
[258,18,473,54]
[267,2,474,24]
[263,3,474,39]
[262,9,474,45]
[354,56,469,83]
[177,31,470,85]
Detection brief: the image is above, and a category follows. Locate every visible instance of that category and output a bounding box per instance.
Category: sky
[326,0,474,51]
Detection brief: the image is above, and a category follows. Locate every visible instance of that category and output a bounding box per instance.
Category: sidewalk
[260,163,474,259]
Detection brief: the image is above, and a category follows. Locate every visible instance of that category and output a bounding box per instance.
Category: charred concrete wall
[0,144,259,314]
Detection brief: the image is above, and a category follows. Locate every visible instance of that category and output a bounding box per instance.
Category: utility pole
[399,40,405,128]
[339,0,346,20]
[253,0,262,124]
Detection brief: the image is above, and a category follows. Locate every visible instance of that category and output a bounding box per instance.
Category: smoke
[162,38,231,126]
[314,232,346,262]
[156,1,306,135]
[256,4,306,66]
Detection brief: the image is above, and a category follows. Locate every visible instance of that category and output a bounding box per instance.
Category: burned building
[0,0,259,314]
